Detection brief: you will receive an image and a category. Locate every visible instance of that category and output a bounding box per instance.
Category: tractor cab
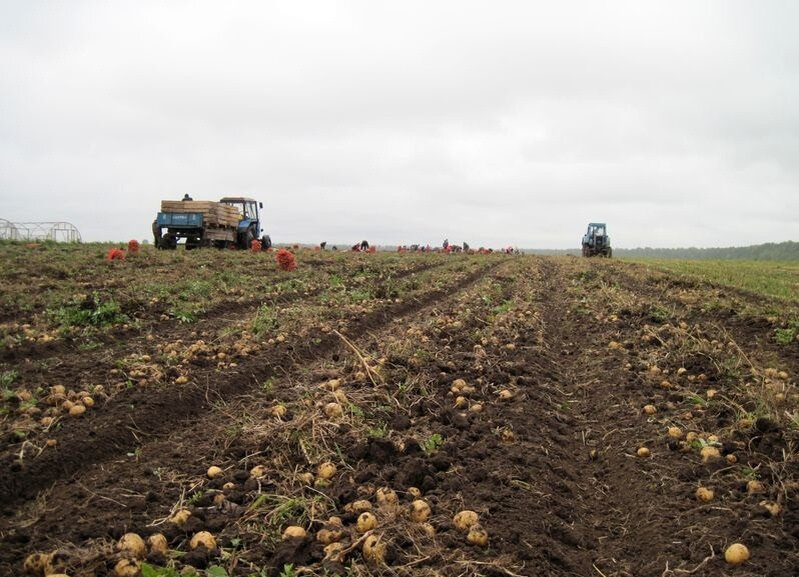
[582,222,612,257]
[219,197,271,249]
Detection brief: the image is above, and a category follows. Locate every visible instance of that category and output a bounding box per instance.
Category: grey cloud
[1,1,798,248]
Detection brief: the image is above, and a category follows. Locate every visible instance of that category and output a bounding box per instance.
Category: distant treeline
[525,241,799,260]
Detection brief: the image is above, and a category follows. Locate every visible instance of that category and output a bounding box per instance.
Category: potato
[324,402,344,418]
[212,493,226,506]
[643,404,657,415]
[293,472,313,485]
[667,427,682,439]
[222,481,236,490]
[759,500,781,516]
[362,534,386,564]
[68,404,85,417]
[324,541,347,563]
[746,480,764,494]
[333,390,348,404]
[469,403,483,413]
[376,487,398,508]
[82,396,95,407]
[207,465,224,479]
[407,487,422,498]
[168,509,191,525]
[420,522,436,537]
[409,500,431,523]
[23,552,51,574]
[175,376,188,385]
[498,389,513,400]
[695,487,714,502]
[51,384,66,396]
[699,446,720,463]
[282,526,307,540]
[326,378,342,390]
[467,525,489,546]
[147,533,169,555]
[356,512,378,533]
[636,447,651,458]
[453,510,479,532]
[317,462,337,480]
[451,378,467,392]
[269,404,287,418]
[454,396,468,409]
[316,527,344,544]
[189,531,217,550]
[724,543,750,565]
[118,532,146,559]
[114,558,140,577]
[250,465,267,478]
[346,499,372,513]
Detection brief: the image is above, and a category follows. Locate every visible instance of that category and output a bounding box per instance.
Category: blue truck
[582,222,612,257]
[153,197,271,250]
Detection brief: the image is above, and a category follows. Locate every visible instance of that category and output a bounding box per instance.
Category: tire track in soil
[0,259,505,508]
[552,259,799,577]
[0,260,516,573]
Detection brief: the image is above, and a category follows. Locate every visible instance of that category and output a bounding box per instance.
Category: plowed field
[1,245,797,577]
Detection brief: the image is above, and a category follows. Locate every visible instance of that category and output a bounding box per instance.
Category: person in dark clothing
[182,194,193,201]
[360,240,369,251]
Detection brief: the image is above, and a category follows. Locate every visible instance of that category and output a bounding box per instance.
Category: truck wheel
[159,234,178,250]
[240,228,255,250]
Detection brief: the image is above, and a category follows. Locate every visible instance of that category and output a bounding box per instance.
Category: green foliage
[48,292,128,328]
[492,299,514,315]
[648,305,670,323]
[0,369,19,390]
[633,259,799,300]
[253,304,279,335]
[170,306,198,324]
[775,322,798,345]
[279,564,297,577]
[423,433,443,455]
[367,422,387,438]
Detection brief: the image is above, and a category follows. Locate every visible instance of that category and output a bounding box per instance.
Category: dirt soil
[1,253,797,577]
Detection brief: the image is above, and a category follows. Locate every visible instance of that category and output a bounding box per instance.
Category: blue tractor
[582,222,612,257]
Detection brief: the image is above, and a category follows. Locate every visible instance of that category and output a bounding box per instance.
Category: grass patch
[632,259,799,301]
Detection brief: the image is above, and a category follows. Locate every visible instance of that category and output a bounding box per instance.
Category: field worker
[182,193,193,201]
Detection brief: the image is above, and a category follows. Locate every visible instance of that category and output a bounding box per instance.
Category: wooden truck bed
[160,200,241,228]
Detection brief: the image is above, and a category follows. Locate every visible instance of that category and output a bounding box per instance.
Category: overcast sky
[1,1,797,248]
